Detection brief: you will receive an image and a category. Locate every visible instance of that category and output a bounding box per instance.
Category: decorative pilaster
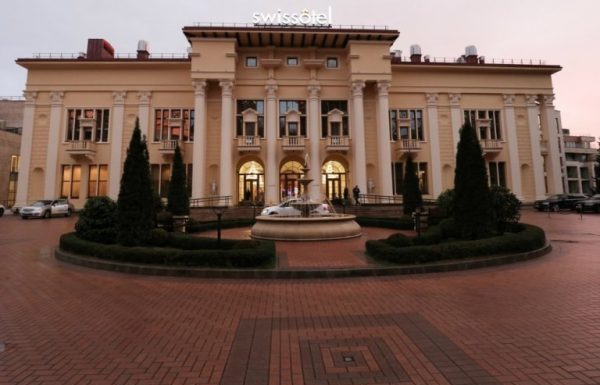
[351,80,367,194]
[448,93,462,154]
[265,82,278,204]
[376,81,393,196]
[307,84,321,199]
[219,80,234,203]
[503,94,522,199]
[43,91,64,198]
[108,91,127,199]
[191,80,207,198]
[525,94,546,199]
[137,91,152,141]
[541,94,563,194]
[425,93,442,197]
[15,91,37,207]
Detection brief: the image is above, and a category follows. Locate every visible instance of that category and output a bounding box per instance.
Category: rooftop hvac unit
[465,45,478,56]
[137,40,149,52]
[410,44,422,56]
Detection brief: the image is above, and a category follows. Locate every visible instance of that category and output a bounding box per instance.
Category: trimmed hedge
[366,223,545,265]
[186,218,256,233]
[60,232,275,268]
[355,215,414,230]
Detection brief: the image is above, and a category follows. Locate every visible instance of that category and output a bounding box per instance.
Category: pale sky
[1,0,599,141]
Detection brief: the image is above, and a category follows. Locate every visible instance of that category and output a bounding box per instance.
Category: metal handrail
[69,140,96,150]
[479,139,503,149]
[190,195,232,208]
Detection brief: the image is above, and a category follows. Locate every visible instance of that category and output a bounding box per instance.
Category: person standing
[352,185,360,205]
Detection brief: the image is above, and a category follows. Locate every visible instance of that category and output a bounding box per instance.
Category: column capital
[351,80,365,97]
[23,91,37,105]
[542,94,555,107]
[219,80,234,97]
[192,80,207,97]
[426,93,439,106]
[307,84,321,99]
[112,91,127,105]
[376,80,391,97]
[525,94,538,107]
[448,93,461,106]
[50,91,64,106]
[265,83,278,100]
[137,91,152,105]
[503,94,516,107]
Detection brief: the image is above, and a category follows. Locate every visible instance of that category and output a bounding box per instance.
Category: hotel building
[15,24,565,209]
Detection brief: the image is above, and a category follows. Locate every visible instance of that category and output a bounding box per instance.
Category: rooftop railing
[30,52,188,59]
[0,96,25,101]
[190,22,392,30]
[391,56,548,65]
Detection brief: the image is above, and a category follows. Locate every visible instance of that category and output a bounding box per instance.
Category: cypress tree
[167,144,190,215]
[117,118,155,246]
[402,156,423,214]
[453,121,492,239]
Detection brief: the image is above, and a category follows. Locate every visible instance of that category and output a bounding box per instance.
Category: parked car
[261,198,330,216]
[20,199,74,219]
[533,194,588,212]
[575,194,600,213]
[0,204,5,217]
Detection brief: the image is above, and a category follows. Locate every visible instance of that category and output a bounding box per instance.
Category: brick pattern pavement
[1,210,600,385]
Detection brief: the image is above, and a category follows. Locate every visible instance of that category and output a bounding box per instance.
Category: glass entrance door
[326,177,341,200]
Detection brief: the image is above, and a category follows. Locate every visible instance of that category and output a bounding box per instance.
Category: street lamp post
[209,196,227,248]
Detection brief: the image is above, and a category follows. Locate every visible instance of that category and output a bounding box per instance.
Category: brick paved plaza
[1,210,599,385]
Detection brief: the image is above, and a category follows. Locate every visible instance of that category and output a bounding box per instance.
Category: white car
[261,198,330,216]
[20,199,74,219]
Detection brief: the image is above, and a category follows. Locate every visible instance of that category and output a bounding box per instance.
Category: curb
[55,243,552,279]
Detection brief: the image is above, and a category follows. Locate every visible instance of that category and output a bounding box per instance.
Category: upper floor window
[488,161,506,187]
[153,108,194,142]
[286,57,299,66]
[464,110,501,140]
[245,56,258,67]
[236,100,264,138]
[389,109,424,141]
[10,155,19,173]
[326,57,339,69]
[321,101,349,138]
[66,108,110,142]
[279,100,307,137]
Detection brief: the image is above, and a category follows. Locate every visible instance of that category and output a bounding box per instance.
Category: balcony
[325,136,350,152]
[394,139,421,156]
[479,139,503,156]
[237,136,261,152]
[540,140,548,155]
[159,139,181,156]
[282,136,306,152]
[66,140,96,159]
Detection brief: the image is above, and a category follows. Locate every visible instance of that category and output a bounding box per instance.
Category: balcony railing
[479,139,503,155]
[282,136,306,152]
[395,139,421,154]
[66,140,96,158]
[237,136,261,152]
[159,139,181,155]
[325,136,350,151]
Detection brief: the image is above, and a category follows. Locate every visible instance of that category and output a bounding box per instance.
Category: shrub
[355,215,414,230]
[436,189,455,218]
[156,211,173,231]
[75,196,118,244]
[489,185,521,233]
[167,145,190,216]
[402,156,423,215]
[186,218,256,233]
[148,228,169,247]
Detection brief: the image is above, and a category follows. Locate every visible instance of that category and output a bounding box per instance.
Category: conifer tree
[453,121,492,239]
[402,156,423,214]
[117,118,155,246]
[167,144,190,216]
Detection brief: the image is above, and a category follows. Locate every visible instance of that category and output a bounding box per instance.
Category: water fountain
[251,156,362,241]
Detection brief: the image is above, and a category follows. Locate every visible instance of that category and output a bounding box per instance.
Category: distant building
[14,24,566,208]
[0,98,23,207]
[560,129,597,195]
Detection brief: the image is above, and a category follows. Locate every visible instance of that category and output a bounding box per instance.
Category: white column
[137,91,152,141]
[351,80,367,193]
[376,81,393,196]
[426,93,443,197]
[265,83,278,204]
[448,93,462,155]
[541,95,563,194]
[219,80,234,203]
[15,91,37,207]
[503,94,522,199]
[192,80,207,198]
[526,95,546,199]
[108,91,126,200]
[307,84,321,199]
[43,91,64,199]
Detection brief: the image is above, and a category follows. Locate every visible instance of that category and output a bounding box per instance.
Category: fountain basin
[251,214,362,241]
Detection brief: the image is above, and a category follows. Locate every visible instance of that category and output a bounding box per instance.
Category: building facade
[16,25,565,209]
[0,98,23,207]
[560,129,597,194]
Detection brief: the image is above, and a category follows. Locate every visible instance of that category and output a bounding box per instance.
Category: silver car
[20,199,74,219]
[261,198,330,216]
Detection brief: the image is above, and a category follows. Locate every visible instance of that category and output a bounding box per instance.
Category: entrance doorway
[321,160,347,201]
[238,161,264,204]
[279,160,304,200]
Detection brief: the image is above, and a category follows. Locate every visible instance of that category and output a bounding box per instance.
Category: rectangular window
[417,162,429,194]
[61,165,81,198]
[389,109,424,141]
[321,101,349,138]
[245,56,258,67]
[488,161,507,187]
[391,162,428,194]
[66,109,109,142]
[286,57,299,66]
[153,109,194,142]
[150,164,172,198]
[88,164,108,197]
[326,57,338,68]
[566,166,578,179]
[464,109,502,140]
[279,100,307,137]
[236,100,265,138]
[10,155,19,173]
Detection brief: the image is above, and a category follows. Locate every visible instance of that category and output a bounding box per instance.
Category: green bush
[489,185,521,233]
[186,218,256,233]
[75,196,118,244]
[60,232,275,268]
[355,215,414,230]
[367,224,546,265]
[436,189,455,218]
[149,228,169,247]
